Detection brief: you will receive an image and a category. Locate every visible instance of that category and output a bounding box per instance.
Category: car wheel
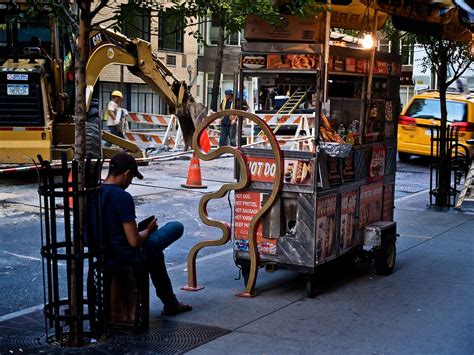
[398,152,411,162]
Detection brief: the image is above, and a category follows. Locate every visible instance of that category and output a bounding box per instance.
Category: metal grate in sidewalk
[0,314,230,354]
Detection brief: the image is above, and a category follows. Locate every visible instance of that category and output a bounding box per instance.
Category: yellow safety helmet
[111,90,123,99]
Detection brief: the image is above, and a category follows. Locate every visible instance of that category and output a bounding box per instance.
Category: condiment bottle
[337,124,346,140]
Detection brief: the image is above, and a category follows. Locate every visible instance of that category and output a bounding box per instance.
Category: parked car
[398,91,474,161]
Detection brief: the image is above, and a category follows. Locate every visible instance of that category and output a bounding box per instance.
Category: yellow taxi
[398,91,474,161]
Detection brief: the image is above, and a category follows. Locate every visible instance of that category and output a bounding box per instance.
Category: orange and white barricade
[126,112,183,149]
[248,113,315,151]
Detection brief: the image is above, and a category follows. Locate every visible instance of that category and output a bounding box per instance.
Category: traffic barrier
[124,132,176,146]
[127,113,174,126]
[125,113,183,149]
[248,113,315,151]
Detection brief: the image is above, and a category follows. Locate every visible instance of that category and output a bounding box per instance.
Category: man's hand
[147,217,158,233]
[230,115,237,124]
[123,217,157,247]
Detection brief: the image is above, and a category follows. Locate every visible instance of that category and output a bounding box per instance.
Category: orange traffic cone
[181,152,207,189]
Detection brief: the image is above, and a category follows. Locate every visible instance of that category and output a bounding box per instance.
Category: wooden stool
[104,264,149,332]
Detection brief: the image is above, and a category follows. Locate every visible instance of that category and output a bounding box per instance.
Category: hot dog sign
[245,156,313,186]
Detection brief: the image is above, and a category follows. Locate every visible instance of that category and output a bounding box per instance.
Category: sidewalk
[1,194,473,354]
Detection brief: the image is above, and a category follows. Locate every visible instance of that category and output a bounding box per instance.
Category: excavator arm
[85,27,204,148]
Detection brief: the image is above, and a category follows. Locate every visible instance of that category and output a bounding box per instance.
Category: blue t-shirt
[101,184,143,268]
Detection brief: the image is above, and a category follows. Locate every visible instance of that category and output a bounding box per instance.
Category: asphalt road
[0,155,431,317]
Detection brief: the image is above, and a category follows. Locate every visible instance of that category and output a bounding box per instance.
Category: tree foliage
[416,37,472,88]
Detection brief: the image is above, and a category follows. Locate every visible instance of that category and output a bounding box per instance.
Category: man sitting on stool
[101,153,192,316]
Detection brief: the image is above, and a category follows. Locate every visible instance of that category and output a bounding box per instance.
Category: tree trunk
[74,7,90,163]
[70,1,91,346]
[210,25,225,112]
[436,42,450,207]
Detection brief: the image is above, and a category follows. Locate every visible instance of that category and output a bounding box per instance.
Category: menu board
[368,145,386,182]
[242,53,397,76]
[283,159,313,186]
[342,152,355,183]
[244,155,314,186]
[327,156,342,187]
[340,190,357,252]
[267,54,320,70]
[234,191,277,255]
[316,194,338,260]
[359,182,384,229]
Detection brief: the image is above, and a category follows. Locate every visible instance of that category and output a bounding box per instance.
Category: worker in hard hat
[104,90,125,143]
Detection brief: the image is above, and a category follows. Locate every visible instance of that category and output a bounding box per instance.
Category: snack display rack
[231,36,401,296]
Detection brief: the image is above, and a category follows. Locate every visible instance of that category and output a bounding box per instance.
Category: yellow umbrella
[329,0,389,30]
[359,0,457,24]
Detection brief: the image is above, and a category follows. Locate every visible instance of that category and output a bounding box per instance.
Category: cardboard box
[244,15,324,43]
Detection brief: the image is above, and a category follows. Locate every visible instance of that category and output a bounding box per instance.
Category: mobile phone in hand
[137,215,155,232]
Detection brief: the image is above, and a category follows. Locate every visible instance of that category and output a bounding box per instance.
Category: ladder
[277,87,312,115]
[455,160,474,208]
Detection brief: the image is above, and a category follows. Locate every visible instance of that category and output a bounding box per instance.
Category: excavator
[0,1,204,165]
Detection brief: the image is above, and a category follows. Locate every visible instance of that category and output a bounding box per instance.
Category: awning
[330,0,473,42]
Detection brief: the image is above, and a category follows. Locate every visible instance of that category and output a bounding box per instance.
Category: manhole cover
[0,319,229,354]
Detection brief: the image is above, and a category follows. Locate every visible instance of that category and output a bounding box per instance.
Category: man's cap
[111,90,123,99]
[225,89,233,95]
[109,152,143,179]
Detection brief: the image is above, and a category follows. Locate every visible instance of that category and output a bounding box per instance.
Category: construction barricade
[247,113,315,151]
[125,112,183,150]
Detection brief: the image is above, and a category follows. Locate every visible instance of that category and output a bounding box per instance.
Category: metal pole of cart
[322,0,331,104]
[363,10,378,145]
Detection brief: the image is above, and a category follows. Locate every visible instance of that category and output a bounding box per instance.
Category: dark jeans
[142,221,184,309]
[219,123,236,147]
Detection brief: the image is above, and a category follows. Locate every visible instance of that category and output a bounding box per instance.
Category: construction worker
[104,90,125,141]
[219,89,235,147]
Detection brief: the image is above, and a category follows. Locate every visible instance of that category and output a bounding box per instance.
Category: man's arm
[122,218,157,247]
[107,101,117,120]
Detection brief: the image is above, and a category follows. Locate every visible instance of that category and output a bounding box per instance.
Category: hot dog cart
[230,31,401,297]
[183,13,401,298]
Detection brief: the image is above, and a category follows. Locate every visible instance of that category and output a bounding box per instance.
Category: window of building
[198,17,205,56]
[377,38,390,53]
[129,84,165,114]
[207,17,244,46]
[98,82,166,118]
[400,40,414,65]
[166,54,176,66]
[159,10,184,52]
[122,6,150,41]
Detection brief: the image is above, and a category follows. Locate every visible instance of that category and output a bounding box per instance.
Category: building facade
[93,2,198,115]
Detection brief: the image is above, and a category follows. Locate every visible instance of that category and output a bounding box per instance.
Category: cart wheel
[305,277,319,298]
[374,235,396,275]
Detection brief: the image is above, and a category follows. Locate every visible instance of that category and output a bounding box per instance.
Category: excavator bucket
[177,100,208,150]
